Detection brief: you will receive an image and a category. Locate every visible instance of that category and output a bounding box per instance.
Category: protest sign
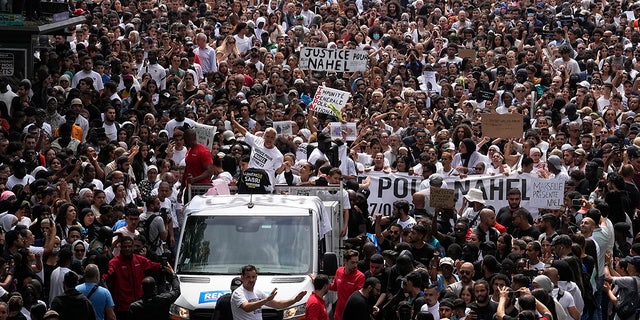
[481,113,524,139]
[420,71,441,94]
[459,48,476,62]
[357,173,564,218]
[298,47,368,72]
[273,121,293,136]
[530,179,565,208]
[193,123,217,150]
[478,90,496,101]
[330,122,357,141]
[430,187,455,208]
[310,86,351,117]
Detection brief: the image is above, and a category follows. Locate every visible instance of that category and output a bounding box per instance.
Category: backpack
[137,213,163,253]
[616,277,640,320]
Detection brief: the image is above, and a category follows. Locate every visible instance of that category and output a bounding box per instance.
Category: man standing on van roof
[231,264,306,320]
[230,111,283,192]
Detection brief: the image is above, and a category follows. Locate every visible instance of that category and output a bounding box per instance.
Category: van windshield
[177,215,313,275]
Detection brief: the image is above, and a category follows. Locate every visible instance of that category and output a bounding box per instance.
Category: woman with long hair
[91,190,106,218]
[55,202,81,239]
[178,71,198,101]
[216,35,241,64]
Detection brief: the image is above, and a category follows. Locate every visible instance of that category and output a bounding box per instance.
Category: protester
[1,0,640,318]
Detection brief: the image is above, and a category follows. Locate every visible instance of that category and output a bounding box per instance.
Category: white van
[169,190,343,320]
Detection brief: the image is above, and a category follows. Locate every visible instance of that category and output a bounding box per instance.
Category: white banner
[310,86,351,117]
[193,123,217,150]
[299,47,368,72]
[358,173,564,216]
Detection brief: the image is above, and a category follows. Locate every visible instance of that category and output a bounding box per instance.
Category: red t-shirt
[306,291,329,320]
[185,143,213,183]
[330,267,365,320]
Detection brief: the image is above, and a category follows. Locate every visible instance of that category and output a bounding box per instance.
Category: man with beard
[407,225,436,267]
[471,280,497,320]
[403,271,427,316]
[447,262,475,296]
[496,188,522,231]
[137,49,166,90]
[375,216,402,251]
[515,49,543,77]
[330,250,365,320]
[164,107,196,139]
[365,254,389,313]
[6,159,35,190]
[342,277,381,320]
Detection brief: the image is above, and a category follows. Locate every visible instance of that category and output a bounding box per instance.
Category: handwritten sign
[530,179,565,209]
[429,187,455,209]
[299,48,368,72]
[193,123,217,150]
[459,48,476,62]
[310,86,351,117]
[481,113,523,139]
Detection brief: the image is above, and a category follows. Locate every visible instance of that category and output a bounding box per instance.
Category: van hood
[175,275,313,310]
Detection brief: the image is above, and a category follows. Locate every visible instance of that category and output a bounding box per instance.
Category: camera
[572,198,583,207]
[508,290,521,299]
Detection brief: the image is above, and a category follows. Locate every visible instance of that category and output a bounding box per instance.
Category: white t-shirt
[103,122,118,141]
[231,286,268,320]
[244,133,284,190]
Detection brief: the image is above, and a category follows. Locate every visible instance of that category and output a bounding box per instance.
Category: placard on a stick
[429,187,455,209]
[481,113,523,139]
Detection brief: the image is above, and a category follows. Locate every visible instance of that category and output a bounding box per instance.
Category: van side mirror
[321,252,338,275]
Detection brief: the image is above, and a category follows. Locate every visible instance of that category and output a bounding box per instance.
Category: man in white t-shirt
[231,264,306,320]
[231,111,283,191]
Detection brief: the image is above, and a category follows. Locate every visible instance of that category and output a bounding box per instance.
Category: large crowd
[0,0,640,319]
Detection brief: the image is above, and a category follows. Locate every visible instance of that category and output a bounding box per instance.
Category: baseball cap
[625,256,640,269]
[230,277,242,290]
[551,234,572,247]
[439,257,454,267]
[429,173,444,187]
[547,155,563,170]
[71,98,83,105]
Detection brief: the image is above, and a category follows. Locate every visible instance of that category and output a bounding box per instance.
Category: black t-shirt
[237,168,271,194]
[213,293,233,320]
[475,301,498,320]
[512,226,541,240]
[365,268,390,294]
[410,243,436,267]
[496,206,514,230]
[342,291,371,320]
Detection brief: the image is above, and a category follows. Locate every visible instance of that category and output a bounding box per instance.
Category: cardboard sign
[329,122,357,141]
[459,48,476,62]
[429,187,455,209]
[481,113,523,139]
[273,121,292,136]
[193,123,217,151]
[298,48,368,72]
[310,86,351,117]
